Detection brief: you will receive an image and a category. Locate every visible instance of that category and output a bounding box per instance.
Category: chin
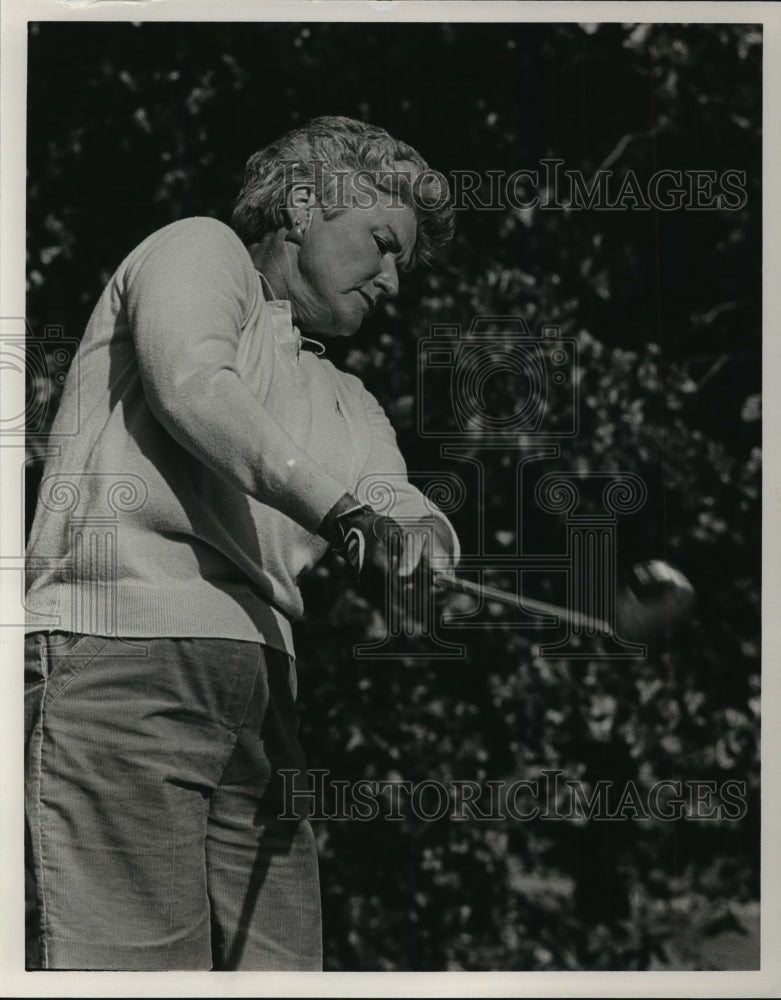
[300,302,363,338]
[308,320,360,339]
[330,311,364,338]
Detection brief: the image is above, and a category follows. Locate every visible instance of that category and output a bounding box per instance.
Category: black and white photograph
[1,0,777,994]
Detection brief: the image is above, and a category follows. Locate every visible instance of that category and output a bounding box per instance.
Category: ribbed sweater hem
[24,581,295,656]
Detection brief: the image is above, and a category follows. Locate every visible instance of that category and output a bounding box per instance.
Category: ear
[284,183,316,244]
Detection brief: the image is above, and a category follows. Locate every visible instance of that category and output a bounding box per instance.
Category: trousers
[24,631,322,971]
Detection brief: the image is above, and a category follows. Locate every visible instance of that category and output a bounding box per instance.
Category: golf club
[433,560,696,644]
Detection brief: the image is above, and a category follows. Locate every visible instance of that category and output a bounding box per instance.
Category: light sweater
[25,217,458,655]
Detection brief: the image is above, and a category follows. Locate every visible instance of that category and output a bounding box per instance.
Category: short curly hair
[231,115,454,269]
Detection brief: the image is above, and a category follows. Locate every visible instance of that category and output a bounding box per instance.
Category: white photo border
[1,2,777,997]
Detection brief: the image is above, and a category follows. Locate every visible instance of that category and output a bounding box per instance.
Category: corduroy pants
[24,631,322,971]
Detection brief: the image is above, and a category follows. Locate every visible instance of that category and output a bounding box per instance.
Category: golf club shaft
[433,571,612,633]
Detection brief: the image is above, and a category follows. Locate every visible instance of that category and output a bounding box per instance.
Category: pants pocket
[40,632,113,703]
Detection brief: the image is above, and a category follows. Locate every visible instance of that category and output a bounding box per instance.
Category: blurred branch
[694,354,729,391]
[597,130,654,171]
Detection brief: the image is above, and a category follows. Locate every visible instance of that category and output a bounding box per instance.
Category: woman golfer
[24,116,459,971]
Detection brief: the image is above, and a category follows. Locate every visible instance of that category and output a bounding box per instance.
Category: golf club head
[616,560,696,647]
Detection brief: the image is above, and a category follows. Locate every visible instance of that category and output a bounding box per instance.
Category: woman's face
[287,185,418,337]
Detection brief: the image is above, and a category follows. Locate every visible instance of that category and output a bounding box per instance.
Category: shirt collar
[257,274,302,348]
[257,274,325,357]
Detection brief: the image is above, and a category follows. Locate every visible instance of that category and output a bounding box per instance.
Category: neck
[248,232,292,303]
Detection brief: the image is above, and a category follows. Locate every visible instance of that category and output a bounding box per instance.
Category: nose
[374,255,400,300]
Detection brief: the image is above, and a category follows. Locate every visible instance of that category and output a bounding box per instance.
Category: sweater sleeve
[354,385,461,567]
[123,218,348,533]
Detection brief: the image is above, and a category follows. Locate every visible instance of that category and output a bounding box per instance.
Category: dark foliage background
[25,20,761,971]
